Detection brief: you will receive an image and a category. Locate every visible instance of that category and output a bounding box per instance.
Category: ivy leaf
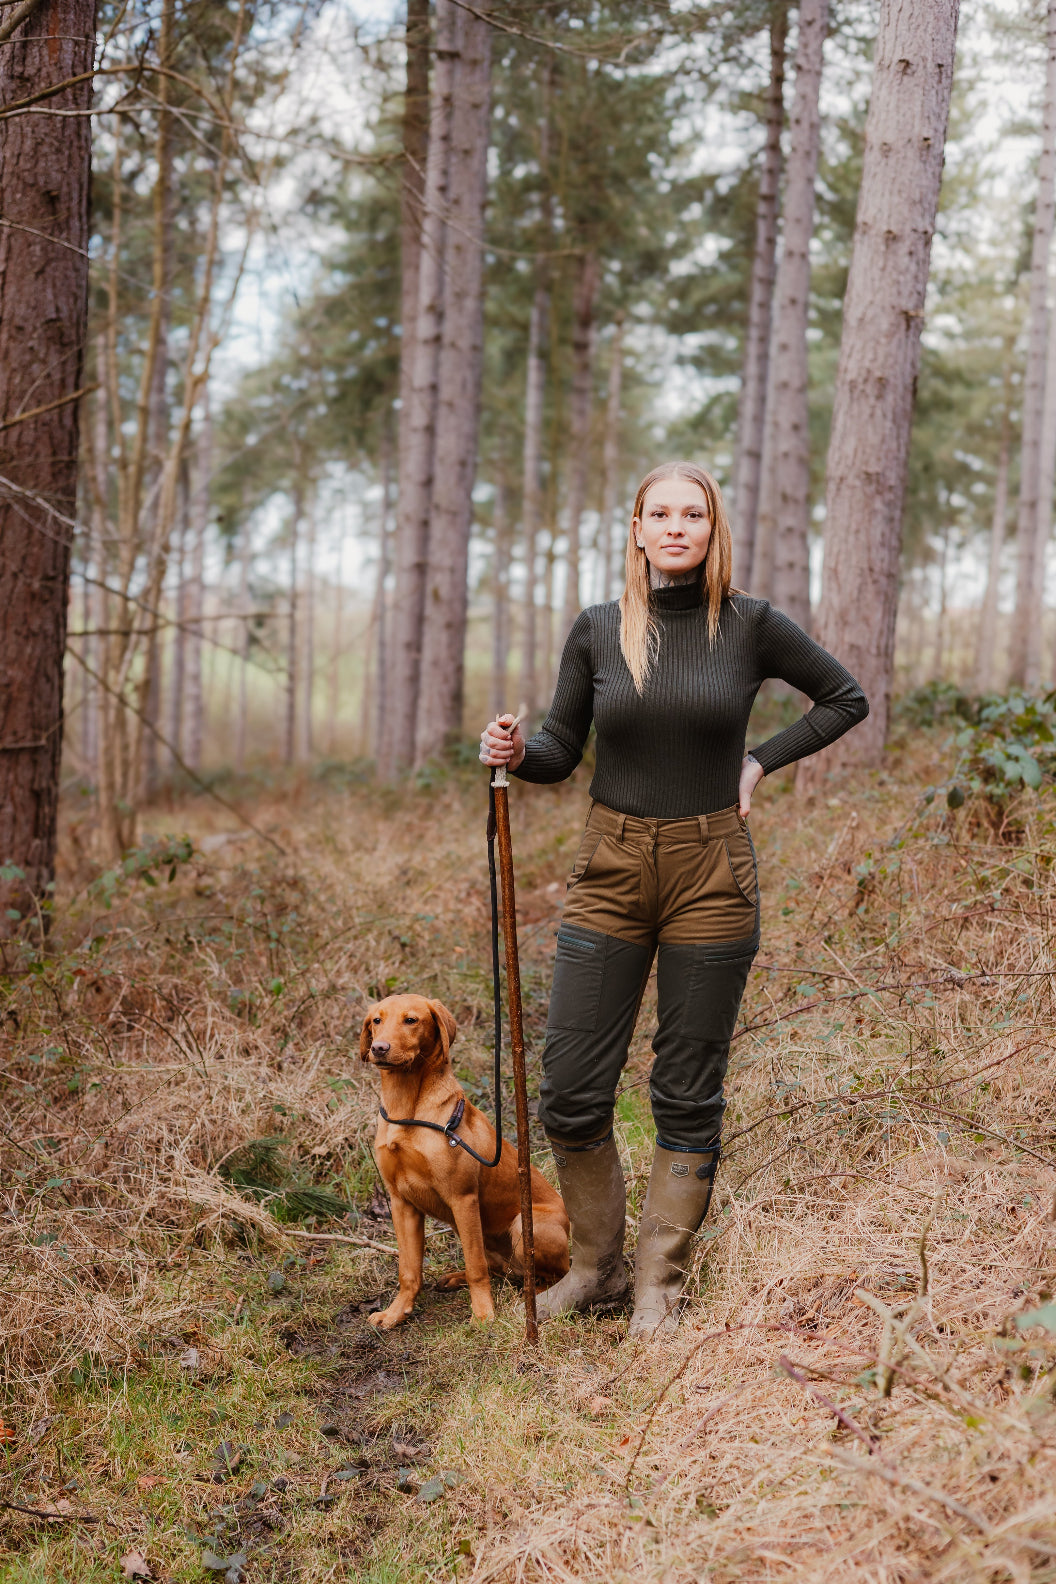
[1014,1302,1056,1335]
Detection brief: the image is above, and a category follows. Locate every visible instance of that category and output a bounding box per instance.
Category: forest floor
[1,717,1056,1583]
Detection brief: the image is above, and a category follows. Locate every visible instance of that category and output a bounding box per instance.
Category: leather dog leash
[375,785,505,1170]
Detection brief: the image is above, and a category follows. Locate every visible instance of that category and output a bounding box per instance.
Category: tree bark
[560,250,600,641]
[751,316,782,602]
[931,524,950,681]
[284,489,301,766]
[732,4,787,587]
[0,0,95,930]
[300,502,316,762]
[1010,0,1056,689]
[413,0,493,765]
[800,0,960,784]
[491,473,511,719]
[520,278,549,725]
[383,0,455,776]
[974,394,1011,695]
[168,458,189,763]
[1027,267,1056,687]
[234,523,251,774]
[185,404,211,773]
[398,0,430,449]
[598,312,625,603]
[374,427,394,758]
[84,334,109,771]
[770,0,828,633]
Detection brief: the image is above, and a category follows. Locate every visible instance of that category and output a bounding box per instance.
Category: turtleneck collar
[649,579,704,612]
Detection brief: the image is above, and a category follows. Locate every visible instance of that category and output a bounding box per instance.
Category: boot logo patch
[670,1162,689,1177]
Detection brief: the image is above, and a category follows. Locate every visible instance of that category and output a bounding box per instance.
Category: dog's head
[359,994,458,1075]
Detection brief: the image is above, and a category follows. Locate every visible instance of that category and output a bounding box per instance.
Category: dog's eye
[403,1015,418,1025]
[372,1016,381,1024]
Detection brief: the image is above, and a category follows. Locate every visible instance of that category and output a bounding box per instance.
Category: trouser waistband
[586,799,744,845]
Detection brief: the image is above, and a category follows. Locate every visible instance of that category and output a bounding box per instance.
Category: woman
[479,461,867,1337]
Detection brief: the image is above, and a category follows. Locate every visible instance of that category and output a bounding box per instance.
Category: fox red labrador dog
[361,994,570,1329]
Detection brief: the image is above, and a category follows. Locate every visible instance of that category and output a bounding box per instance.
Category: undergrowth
[1,729,1055,1582]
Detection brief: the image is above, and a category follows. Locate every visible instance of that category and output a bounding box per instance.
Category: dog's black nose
[371,1040,391,1058]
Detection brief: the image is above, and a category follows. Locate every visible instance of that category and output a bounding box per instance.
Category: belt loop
[697,813,709,844]
[615,812,626,840]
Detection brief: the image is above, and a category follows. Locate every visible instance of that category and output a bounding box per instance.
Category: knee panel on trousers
[650,939,756,1148]
[537,924,653,1142]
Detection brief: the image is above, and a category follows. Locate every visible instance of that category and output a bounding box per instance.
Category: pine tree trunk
[185,407,210,773]
[800,0,960,784]
[0,0,95,929]
[168,459,189,764]
[1010,0,1056,689]
[560,251,600,641]
[770,0,828,633]
[398,0,430,446]
[932,525,950,680]
[383,0,456,776]
[520,279,548,723]
[752,319,782,602]
[84,336,109,771]
[374,429,394,759]
[1027,272,1056,686]
[328,541,344,760]
[300,504,316,762]
[732,5,787,586]
[413,0,493,765]
[284,490,301,766]
[975,418,1011,695]
[598,313,625,602]
[491,475,511,718]
[235,524,251,774]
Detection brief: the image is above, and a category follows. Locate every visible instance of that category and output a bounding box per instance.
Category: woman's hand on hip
[479,713,526,771]
[738,754,764,818]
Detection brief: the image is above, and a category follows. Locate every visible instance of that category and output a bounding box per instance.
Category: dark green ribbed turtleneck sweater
[512,584,868,818]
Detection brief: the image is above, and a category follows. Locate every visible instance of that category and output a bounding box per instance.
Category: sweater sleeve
[511,609,595,785]
[749,601,869,775]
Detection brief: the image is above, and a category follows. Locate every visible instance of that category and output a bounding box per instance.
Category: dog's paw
[469,1299,496,1324]
[435,1269,468,1290]
[368,1306,412,1330]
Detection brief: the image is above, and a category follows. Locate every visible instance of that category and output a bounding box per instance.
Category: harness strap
[378,1094,500,1169]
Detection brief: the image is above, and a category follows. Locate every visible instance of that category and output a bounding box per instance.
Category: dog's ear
[359,1010,375,1063]
[428,1000,458,1059]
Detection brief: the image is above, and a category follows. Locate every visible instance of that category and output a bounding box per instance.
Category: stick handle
[490,778,538,1343]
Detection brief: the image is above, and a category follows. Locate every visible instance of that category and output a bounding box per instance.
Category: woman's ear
[428,1000,458,1059]
[359,1011,375,1063]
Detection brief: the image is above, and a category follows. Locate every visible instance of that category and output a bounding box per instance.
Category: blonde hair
[619,461,734,694]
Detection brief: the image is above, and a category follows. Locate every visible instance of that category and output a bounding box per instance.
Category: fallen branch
[0,1500,100,1523]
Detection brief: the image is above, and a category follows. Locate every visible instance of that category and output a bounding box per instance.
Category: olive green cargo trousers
[538,800,759,1152]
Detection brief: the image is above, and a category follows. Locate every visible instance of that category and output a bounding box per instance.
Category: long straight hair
[618,461,734,694]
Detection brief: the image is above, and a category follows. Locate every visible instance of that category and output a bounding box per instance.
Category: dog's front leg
[369,1194,425,1330]
[449,1193,495,1322]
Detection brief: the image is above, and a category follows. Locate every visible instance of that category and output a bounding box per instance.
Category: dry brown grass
[1,733,1055,1581]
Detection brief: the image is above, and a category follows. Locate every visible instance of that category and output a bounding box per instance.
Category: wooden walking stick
[490,749,538,1344]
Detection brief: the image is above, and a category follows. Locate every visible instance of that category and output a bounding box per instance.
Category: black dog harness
[375,786,505,1170]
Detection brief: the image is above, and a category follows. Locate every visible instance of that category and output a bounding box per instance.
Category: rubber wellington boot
[535,1133,630,1321]
[628,1143,719,1339]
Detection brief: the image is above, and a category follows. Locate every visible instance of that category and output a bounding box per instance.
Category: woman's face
[633,477,712,577]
